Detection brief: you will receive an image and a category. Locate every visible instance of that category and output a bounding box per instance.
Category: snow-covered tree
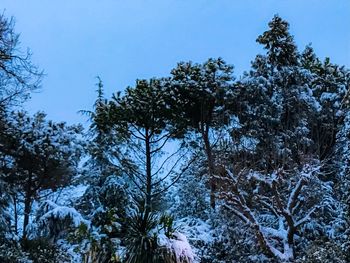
[167,58,234,208]
[334,109,350,258]
[256,15,299,70]
[231,16,320,172]
[302,46,350,161]
[89,77,196,261]
[0,179,11,240]
[217,163,326,262]
[1,111,84,238]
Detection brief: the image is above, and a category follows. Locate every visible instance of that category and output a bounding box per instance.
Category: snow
[175,217,213,244]
[33,200,90,233]
[158,231,195,263]
[41,184,88,207]
[220,164,328,262]
[320,92,338,102]
[299,87,322,112]
[171,232,195,263]
[40,205,90,228]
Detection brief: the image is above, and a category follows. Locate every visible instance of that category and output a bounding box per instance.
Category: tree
[218,164,325,262]
[76,78,133,261]
[98,78,187,216]
[301,46,350,161]
[256,15,299,70]
[334,109,350,258]
[0,179,11,239]
[93,78,196,261]
[82,78,124,179]
[0,11,42,243]
[1,111,83,238]
[168,57,234,208]
[231,16,320,171]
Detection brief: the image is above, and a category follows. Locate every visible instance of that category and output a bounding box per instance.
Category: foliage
[123,200,159,263]
[1,111,84,238]
[295,239,347,263]
[167,58,234,208]
[21,238,70,263]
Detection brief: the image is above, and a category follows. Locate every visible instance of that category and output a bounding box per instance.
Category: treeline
[0,13,350,263]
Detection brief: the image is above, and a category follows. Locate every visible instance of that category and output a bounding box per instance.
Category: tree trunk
[202,126,216,209]
[22,191,32,239]
[287,224,295,258]
[145,129,152,217]
[22,172,33,239]
[13,194,18,235]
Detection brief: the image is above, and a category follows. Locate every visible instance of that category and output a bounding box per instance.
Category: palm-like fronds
[124,200,159,263]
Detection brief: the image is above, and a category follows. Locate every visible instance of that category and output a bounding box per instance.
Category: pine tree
[257,15,299,70]
[103,78,177,215]
[93,78,194,261]
[167,57,234,208]
[1,111,83,238]
[232,16,319,171]
[76,79,132,261]
[302,47,350,160]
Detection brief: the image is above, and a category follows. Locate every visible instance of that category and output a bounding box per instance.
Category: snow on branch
[28,200,90,240]
[218,164,322,262]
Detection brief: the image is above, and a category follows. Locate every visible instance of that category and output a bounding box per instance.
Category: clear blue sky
[2,0,349,125]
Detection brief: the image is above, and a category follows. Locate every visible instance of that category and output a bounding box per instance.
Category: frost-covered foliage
[0,110,84,238]
[173,217,213,262]
[216,163,337,262]
[70,172,129,262]
[295,239,347,263]
[29,200,90,241]
[122,200,195,263]
[0,241,30,263]
[234,59,318,171]
[334,110,350,257]
[167,57,234,209]
[230,17,320,173]
[170,157,210,219]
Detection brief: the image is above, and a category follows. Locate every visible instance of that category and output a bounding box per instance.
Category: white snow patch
[159,232,195,263]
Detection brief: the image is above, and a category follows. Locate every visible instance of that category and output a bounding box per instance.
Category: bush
[295,239,347,263]
[21,238,69,263]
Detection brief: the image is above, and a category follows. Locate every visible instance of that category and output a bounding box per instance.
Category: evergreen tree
[101,78,177,215]
[256,15,299,69]
[76,79,132,262]
[335,109,350,258]
[167,57,234,208]
[302,46,350,161]
[232,16,319,171]
[1,111,83,238]
[93,78,192,262]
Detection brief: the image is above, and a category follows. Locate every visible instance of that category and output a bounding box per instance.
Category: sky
[1,0,349,125]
